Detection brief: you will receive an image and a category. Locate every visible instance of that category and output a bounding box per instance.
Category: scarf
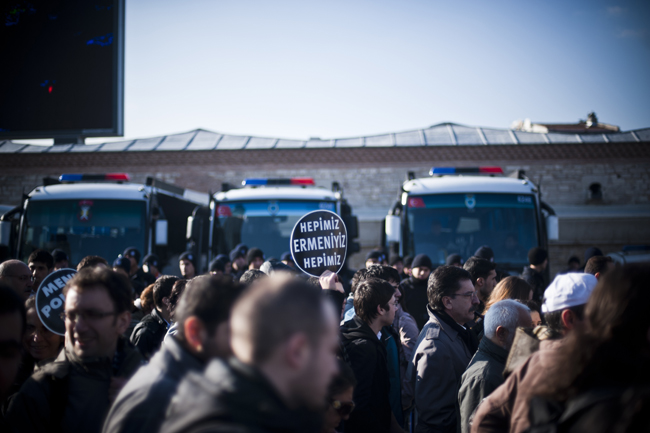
[436,310,480,355]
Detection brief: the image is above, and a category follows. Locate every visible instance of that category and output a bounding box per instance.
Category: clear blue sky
[87,0,649,143]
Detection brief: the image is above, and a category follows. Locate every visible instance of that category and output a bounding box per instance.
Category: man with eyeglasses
[5,267,142,433]
[409,265,480,433]
[0,259,34,301]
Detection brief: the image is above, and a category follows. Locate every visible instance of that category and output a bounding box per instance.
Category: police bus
[193,177,360,265]
[0,173,210,274]
[384,167,558,274]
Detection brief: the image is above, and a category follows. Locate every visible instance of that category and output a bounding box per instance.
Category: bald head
[231,276,331,364]
[229,275,339,411]
[0,260,33,301]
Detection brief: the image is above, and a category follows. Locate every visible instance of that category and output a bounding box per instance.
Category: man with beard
[5,268,142,433]
[160,277,339,433]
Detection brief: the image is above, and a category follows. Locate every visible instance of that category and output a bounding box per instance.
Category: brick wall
[1,142,649,271]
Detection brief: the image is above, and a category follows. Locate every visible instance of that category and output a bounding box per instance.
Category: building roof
[0,123,648,154]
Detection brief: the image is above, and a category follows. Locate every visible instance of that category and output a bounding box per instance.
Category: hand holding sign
[35,268,77,336]
[290,210,347,278]
[319,270,344,293]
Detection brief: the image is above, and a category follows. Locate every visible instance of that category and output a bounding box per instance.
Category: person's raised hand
[319,270,344,293]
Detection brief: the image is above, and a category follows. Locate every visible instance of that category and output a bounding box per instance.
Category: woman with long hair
[483,276,532,314]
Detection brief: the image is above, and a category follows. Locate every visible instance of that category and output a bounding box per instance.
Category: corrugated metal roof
[1,123,648,153]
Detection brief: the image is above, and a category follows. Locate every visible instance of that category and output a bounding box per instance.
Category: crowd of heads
[0,239,647,433]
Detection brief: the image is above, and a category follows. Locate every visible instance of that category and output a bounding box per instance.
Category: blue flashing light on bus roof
[59,173,130,182]
[242,178,267,186]
[242,178,315,186]
[429,167,503,176]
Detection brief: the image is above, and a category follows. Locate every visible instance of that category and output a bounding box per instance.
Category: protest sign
[290,210,347,277]
[35,268,77,335]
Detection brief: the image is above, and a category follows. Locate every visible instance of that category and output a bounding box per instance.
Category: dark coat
[400,276,429,330]
[130,308,168,360]
[409,306,474,433]
[5,338,141,433]
[160,358,321,433]
[458,337,509,433]
[102,336,204,433]
[131,268,155,296]
[520,267,546,302]
[340,316,392,433]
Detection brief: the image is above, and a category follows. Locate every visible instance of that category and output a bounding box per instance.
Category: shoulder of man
[399,278,415,290]
[424,322,441,340]
[162,361,260,433]
[463,355,505,394]
[345,336,379,356]
[4,360,71,432]
[134,312,166,333]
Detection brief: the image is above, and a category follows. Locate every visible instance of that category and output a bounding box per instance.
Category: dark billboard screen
[0,0,124,139]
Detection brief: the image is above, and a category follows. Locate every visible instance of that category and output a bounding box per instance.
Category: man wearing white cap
[470,273,598,433]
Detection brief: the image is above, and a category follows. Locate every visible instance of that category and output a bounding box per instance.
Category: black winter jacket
[5,338,141,433]
[340,316,392,433]
[521,267,547,302]
[130,308,168,360]
[400,276,429,330]
[160,358,321,433]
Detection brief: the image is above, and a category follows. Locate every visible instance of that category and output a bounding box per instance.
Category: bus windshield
[217,200,336,259]
[22,199,146,265]
[406,193,538,266]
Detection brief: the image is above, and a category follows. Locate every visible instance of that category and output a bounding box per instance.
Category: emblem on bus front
[78,200,93,222]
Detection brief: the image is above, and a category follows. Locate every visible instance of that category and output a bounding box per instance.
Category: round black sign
[290,210,347,278]
[35,268,77,336]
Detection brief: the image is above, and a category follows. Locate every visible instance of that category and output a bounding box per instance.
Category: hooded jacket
[160,358,321,433]
[340,316,392,433]
[5,338,142,433]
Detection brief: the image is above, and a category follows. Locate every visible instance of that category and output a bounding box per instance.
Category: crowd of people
[0,242,647,433]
